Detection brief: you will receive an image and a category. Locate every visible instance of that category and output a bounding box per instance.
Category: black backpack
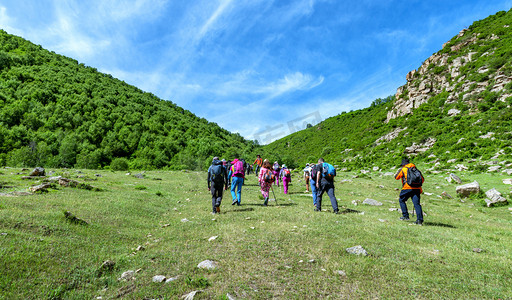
[406,166,423,187]
[311,164,319,181]
[210,164,224,184]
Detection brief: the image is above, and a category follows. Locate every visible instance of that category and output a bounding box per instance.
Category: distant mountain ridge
[0,30,257,170]
[263,9,512,172]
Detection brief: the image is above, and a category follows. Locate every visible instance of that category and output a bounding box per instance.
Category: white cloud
[198,0,234,40]
[0,6,22,36]
[46,12,111,61]
[257,72,324,98]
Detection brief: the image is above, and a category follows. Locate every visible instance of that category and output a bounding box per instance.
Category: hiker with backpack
[272,162,281,187]
[253,155,263,176]
[207,157,228,214]
[241,159,249,176]
[258,159,275,206]
[280,164,292,195]
[310,162,319,207]
[229,158,245,206]
[303,163,312,192]
[315,158,339,214]
[394,157,425,225]
[224,159,232,185]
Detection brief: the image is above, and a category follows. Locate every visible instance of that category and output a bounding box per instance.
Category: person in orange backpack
[394,157,425,225]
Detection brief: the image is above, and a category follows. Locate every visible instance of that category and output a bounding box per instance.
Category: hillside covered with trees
[264,9,512,171]
[0,30,258,170]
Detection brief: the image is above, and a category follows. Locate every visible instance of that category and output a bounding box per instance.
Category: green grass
[1,167,511,299]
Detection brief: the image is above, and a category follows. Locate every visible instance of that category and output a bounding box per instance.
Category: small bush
[110,158,129,171]
[134,185,147,190]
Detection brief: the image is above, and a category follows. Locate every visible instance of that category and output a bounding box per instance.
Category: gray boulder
[484,188,508,207]
[456,181,480,197]
[441,191,453,199]
[118,270,135,281]
[449,173,462,184]
[488,166,501,172]
[197,260,218,270]
[152,275,166,283]
[29,183,51,193]
[29,167,46,176]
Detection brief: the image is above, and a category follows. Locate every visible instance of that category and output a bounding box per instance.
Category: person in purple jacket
[280,164,292,194]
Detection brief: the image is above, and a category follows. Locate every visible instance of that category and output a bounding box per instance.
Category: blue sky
[1,1,511,144]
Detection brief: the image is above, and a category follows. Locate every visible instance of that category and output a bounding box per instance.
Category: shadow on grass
[423,221,456,228]
[274,202,296,207]
[242,201,298,207]
[338,208,362,214]
[287,191,311,195]
[228,207,255,213]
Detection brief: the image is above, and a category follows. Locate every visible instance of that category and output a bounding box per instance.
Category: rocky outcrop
[375,127,407,145]
[387,28,512,122]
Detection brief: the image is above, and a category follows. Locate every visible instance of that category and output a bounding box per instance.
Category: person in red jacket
[395,157,424,225]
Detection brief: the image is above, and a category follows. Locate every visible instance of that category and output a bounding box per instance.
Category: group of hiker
[207,155,294,211]
[207,154,425,225]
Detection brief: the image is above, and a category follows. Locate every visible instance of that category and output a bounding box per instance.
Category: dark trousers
[317,179,338,211]
[211,184,224,212]
[399,189,423,221]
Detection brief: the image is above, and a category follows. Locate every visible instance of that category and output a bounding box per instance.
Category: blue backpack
[210,163,224,184]
[322,163,336,180]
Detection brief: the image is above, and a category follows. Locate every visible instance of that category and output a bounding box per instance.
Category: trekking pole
[270,185,278,205]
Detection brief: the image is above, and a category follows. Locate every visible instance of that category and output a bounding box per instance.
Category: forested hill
[0,30,258,170]
[264,9,512,171]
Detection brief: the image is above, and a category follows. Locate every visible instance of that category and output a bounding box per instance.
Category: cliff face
[387,14,512,121]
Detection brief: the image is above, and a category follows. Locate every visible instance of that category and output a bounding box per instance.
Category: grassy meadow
[1,166,511,299]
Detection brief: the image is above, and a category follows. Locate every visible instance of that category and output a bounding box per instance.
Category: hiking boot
[216,206,220,213]
[232,200,237,206]
[333,209,339,214]
[237,202,241,206]
[314,207,321,212]
[400,216,410,221]
[414,220,423,226]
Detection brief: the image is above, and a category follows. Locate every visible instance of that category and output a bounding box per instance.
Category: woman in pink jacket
[258,159,274,206]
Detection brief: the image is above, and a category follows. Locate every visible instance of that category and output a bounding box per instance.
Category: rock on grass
[346,245,369,256]
[197,260,218,270]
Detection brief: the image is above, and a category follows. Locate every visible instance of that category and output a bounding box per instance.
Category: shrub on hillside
[110,158,129,171]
